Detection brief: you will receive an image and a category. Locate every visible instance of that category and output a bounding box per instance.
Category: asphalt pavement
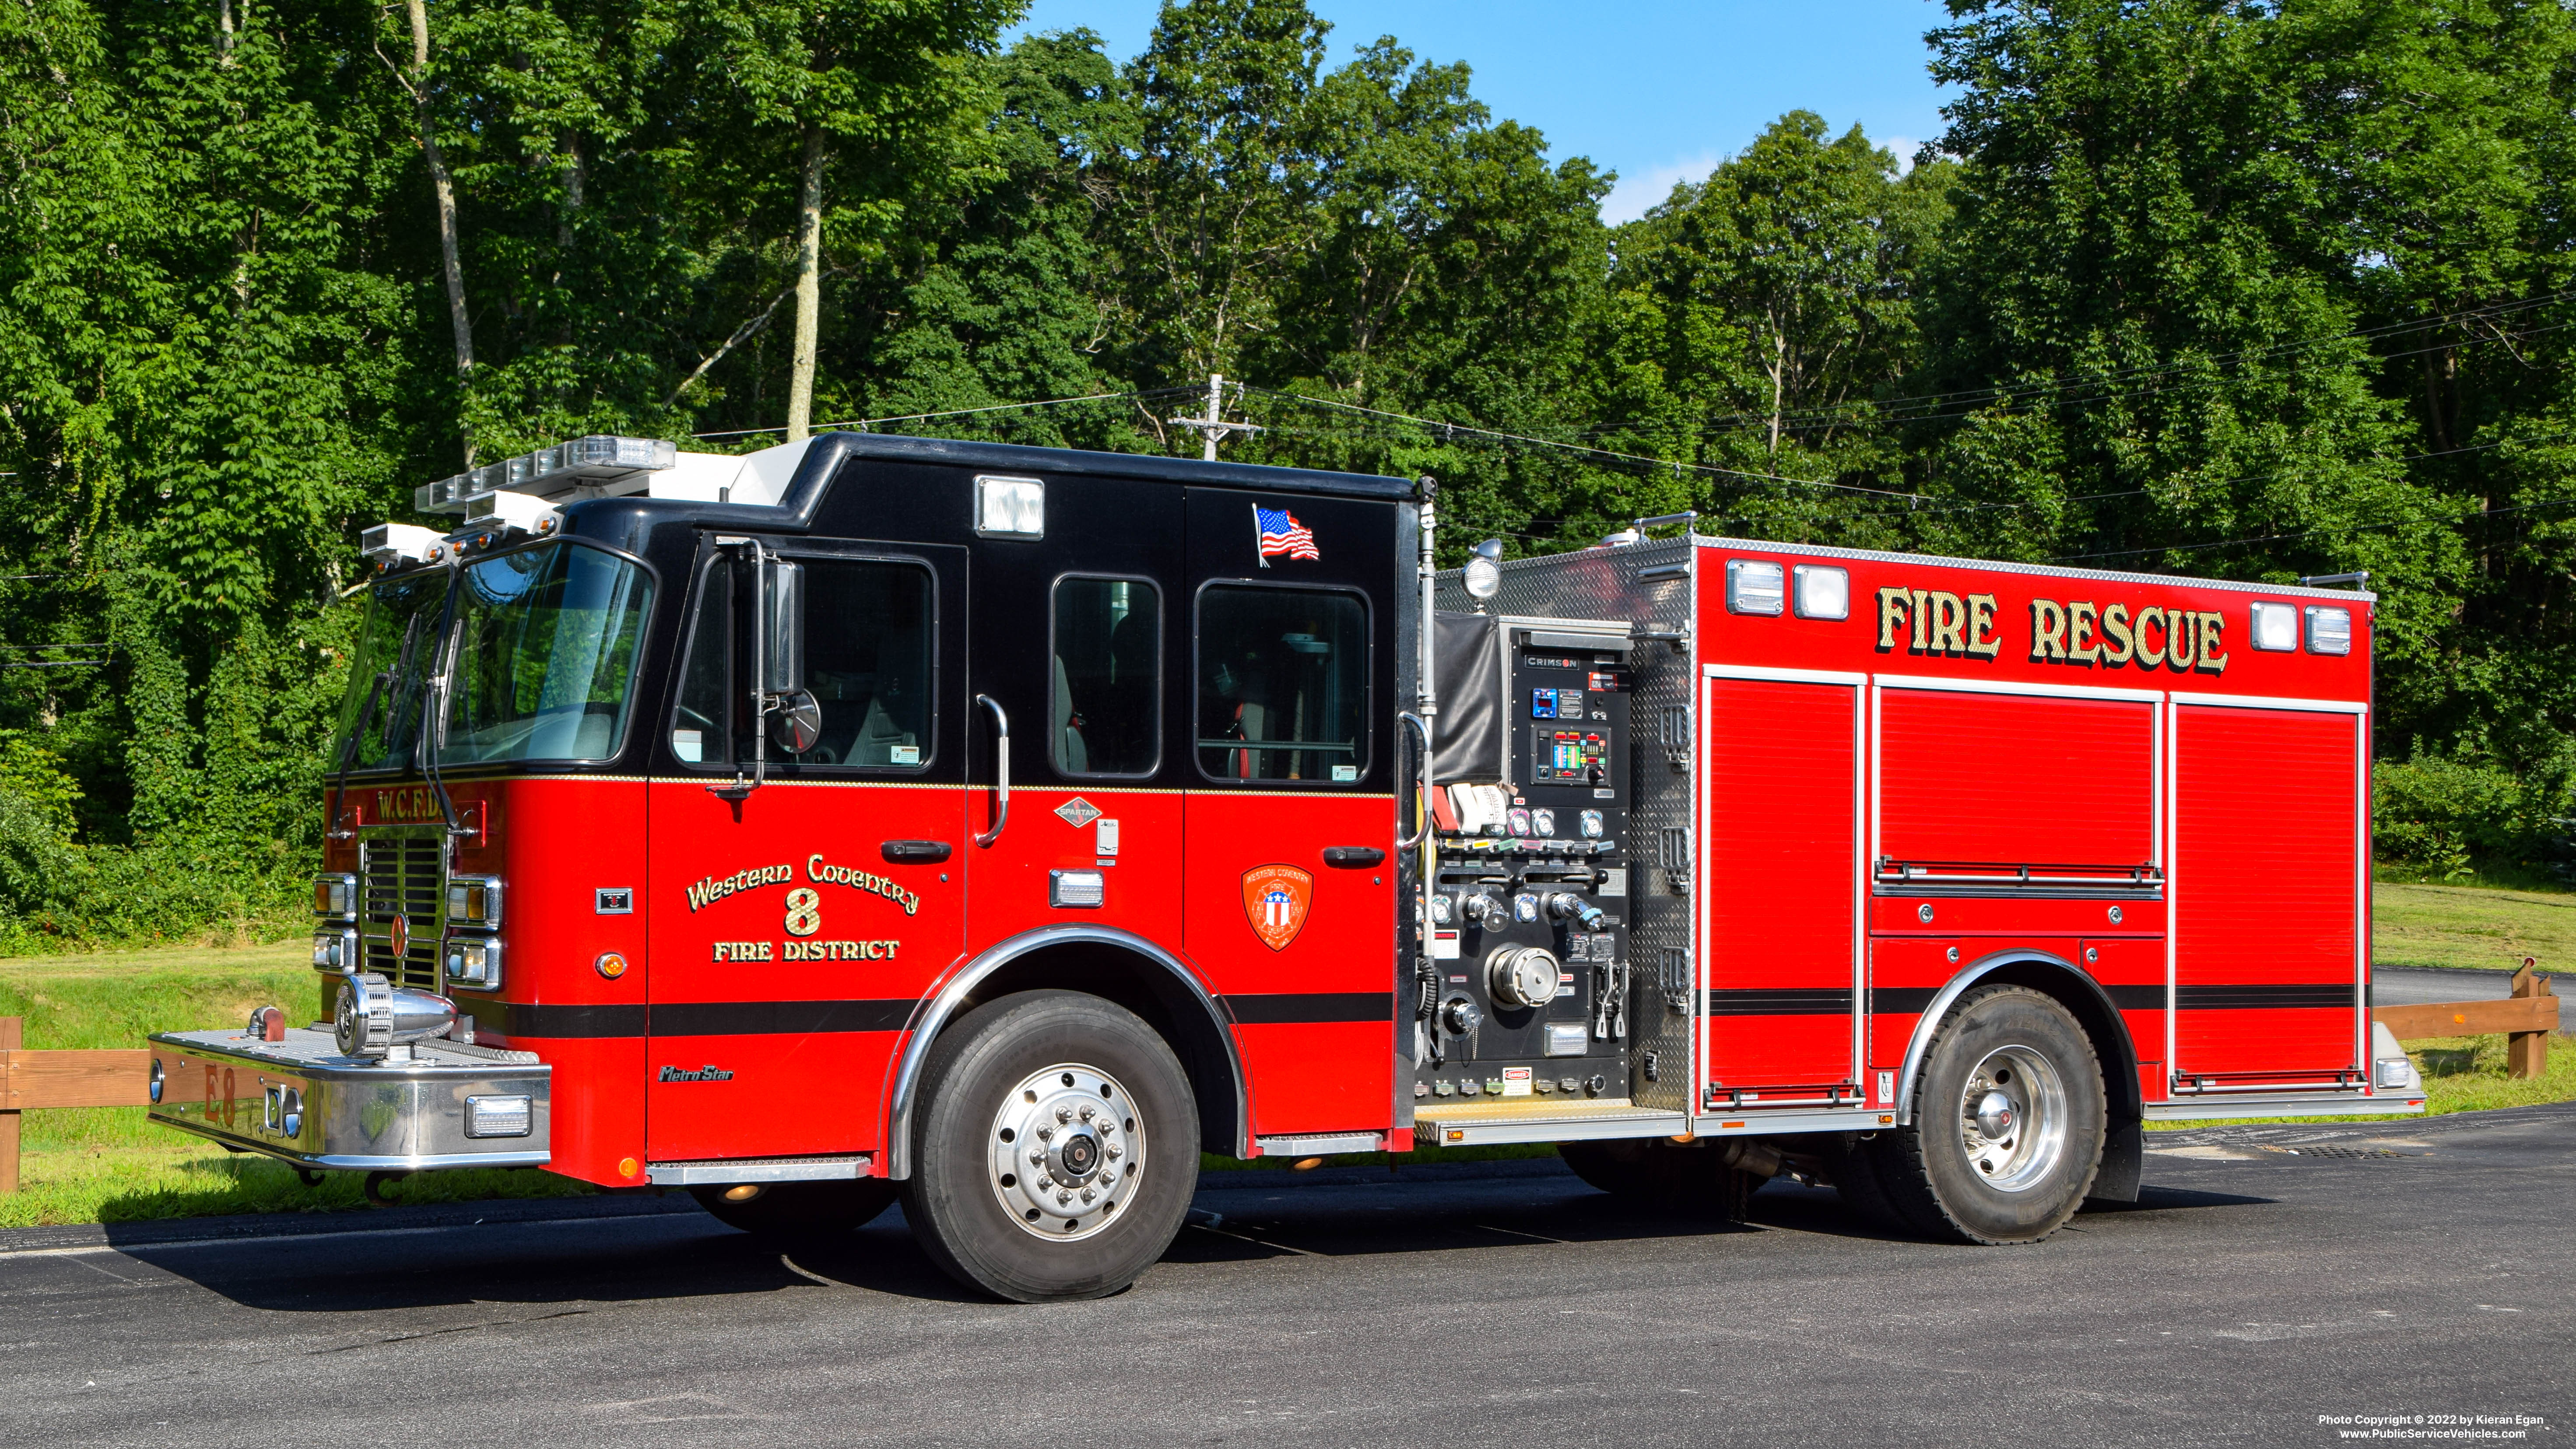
[6,1102,2572,1448]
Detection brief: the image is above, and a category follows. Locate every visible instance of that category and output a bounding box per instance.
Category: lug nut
[1055,1106,1073,1123]
[1037,1125,1053,1139]
[1079,1105,1095,1121]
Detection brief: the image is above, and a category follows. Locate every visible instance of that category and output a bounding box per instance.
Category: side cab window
[671,552,935,769]
[1194,583,1369,783]
[1051,576,1161,778]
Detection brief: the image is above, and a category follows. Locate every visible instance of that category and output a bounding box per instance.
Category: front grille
[361,835,443,989]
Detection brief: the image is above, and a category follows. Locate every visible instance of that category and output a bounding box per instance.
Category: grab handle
[974,694,1011,847]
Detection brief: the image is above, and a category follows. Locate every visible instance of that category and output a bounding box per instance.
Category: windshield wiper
[326,606,432,841]
[325,669,392,842]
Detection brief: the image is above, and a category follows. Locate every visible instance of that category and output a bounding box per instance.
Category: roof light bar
[414,434,677,515]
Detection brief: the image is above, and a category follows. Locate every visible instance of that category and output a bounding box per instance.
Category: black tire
[1869,985,2106,1244]
[1558,1138,1756,1218]
[900,990,1198,1302]
[689,1179,898,1238]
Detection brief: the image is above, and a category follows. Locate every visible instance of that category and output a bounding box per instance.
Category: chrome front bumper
[147,1027,552,1171]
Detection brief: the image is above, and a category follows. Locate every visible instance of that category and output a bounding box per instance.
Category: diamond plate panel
[1437,539,1697,1111]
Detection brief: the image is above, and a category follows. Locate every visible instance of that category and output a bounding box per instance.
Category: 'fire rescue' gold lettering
[2068,601,2101,663]
[1878,587,2002,660]
[2027,599,2230,675]
[2100,603,2135,664]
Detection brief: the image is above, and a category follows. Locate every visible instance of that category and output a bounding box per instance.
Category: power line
[1239,386,1928,504]
[2050,493,2576,564]
[690,387,1193,442]
[1607,286,2576,441]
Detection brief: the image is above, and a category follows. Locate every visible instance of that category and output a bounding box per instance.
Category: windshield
[443,541,656,764]
[333,569,451,772]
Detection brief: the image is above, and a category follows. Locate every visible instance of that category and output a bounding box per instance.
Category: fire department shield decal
[1240,865,1313,952]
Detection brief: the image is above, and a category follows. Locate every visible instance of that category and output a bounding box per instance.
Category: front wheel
[1871,985,2106,1243]
[901,990,1198,1302]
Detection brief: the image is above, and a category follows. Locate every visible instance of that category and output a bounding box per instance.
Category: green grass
[2153,1033,2576,1130]
[0,940,590,1229]
[2372,878,2576,972]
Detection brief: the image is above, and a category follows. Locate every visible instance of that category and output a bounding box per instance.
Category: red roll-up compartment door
[1702,673,1860,1096]
[1878,688,2155,873]
[2172,704,2365,1080]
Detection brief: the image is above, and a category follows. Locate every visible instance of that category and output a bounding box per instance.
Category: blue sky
[1009,1,1958,223]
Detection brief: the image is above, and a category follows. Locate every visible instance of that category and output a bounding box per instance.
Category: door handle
[974,694,1010,847]
[1322,846,1386,868]
[881,840,952,864]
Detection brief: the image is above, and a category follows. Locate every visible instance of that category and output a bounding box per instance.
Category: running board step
[1415,1098,1690,1147]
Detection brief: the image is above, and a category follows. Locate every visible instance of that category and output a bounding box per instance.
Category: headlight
[445,875,503,929]
[311,927,358,972]
[313,874,357,919]
[444,936,503,990]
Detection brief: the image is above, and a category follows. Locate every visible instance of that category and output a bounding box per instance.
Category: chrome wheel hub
[1957,1045,2067,1193]
[988,1063,1143,1242]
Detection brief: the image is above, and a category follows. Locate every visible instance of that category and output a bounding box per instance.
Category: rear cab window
[1195,583,1369,783]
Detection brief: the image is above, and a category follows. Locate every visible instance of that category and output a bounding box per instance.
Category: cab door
[960,473,1185,955]
[644,537,968,1165]
[1179,487,1401,1140]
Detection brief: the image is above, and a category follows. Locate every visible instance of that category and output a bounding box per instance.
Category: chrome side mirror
[761,557,804,697]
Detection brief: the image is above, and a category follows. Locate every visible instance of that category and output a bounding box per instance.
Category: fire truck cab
[148,432,2423,1301]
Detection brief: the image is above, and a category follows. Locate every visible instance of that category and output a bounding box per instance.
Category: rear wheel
[690,1179,898,1238]
[1871,985,2105,1243]
[901,990,1197,1302]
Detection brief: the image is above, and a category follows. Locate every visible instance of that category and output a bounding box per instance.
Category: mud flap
[2084,1119,2143,1206]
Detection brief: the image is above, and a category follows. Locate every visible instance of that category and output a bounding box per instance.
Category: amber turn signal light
[595,951,629,979]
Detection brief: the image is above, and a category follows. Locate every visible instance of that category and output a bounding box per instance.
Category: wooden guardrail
[2371,961,2558,1079]
[0,1017,153,1193]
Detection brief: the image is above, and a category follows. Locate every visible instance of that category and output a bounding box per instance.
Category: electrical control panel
[1414,626,1634,1105]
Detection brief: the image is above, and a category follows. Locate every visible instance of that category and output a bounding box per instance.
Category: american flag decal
[1252,505,1320,565]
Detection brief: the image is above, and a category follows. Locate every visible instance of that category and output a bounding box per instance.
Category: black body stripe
[2104,984,2167,1011]
[652,1000,918,1036]
[1868,986,1940,1016]
[1227,991,1394,1024]
[1702,988,1854,1017]
[459,1001,651,1039]
[459,999,918,1039]
[2178,984,2355,1011]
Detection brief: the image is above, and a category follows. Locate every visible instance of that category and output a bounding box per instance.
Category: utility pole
[1169,373,1263,461]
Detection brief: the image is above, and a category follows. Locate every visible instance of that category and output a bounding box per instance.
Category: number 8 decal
[784,888,821,938]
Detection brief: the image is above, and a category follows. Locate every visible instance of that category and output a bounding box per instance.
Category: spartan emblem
[1239,864,1313,952]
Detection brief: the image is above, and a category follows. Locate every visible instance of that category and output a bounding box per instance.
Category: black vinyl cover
[1432,610,1506,783]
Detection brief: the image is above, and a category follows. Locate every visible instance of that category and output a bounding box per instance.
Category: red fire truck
[146,431,2422,1300]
